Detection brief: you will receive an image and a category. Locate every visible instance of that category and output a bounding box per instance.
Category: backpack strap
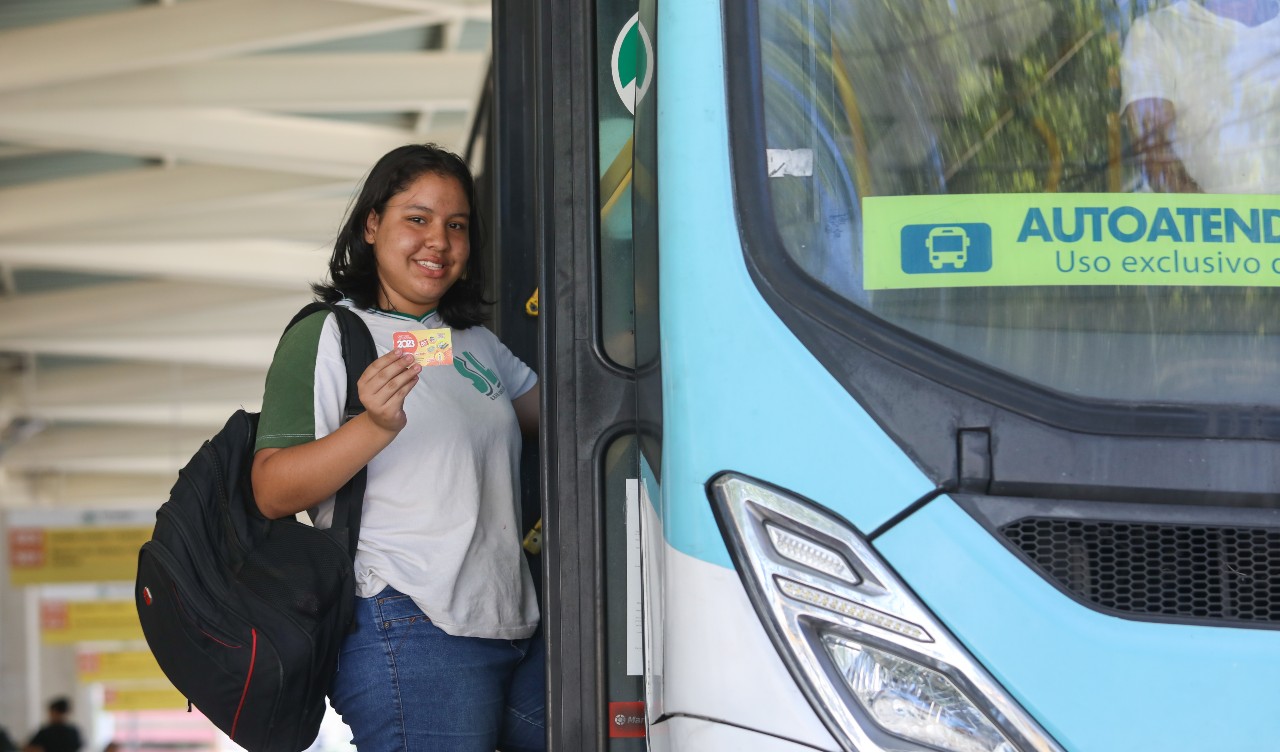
[284,301,377,559]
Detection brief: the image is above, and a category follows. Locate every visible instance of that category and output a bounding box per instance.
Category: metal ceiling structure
[0,0,491,512]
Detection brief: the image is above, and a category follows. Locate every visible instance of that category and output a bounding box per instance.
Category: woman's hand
[253,350,421,519]
[1125,98,1203,193]
[358,350,422,432]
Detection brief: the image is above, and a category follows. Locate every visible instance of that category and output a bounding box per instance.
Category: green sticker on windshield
[863,194,1280,289]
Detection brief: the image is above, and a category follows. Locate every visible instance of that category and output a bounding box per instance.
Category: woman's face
[365,171,471,317]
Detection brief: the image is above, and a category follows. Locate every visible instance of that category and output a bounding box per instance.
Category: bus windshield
[755,0,1280,410]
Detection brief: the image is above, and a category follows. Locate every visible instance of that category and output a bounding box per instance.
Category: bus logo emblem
[900,223,993,274]
[612,13,653,116]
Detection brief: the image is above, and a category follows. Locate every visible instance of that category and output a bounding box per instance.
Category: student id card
[392,328,453,366]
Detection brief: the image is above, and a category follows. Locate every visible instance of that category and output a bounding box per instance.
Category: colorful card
[392,328,453,366]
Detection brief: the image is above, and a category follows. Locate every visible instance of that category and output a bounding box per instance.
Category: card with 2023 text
[392,328,453,366]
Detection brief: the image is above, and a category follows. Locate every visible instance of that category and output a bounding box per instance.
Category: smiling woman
[365,171,473,317]
[317,144,491,329]
[248,143,544,752]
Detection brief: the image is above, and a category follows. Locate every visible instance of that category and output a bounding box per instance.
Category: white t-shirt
[256,302,538,638]
[1121,0,1280,193]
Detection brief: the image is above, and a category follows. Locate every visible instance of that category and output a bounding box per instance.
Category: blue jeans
[329,586,546,751]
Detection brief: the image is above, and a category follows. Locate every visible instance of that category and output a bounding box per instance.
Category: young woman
[251,144,543,752]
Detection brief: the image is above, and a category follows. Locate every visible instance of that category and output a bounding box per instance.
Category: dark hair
[313,143,488,328]
[49,698,70,715]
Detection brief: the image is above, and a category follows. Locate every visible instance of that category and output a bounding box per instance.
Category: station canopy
[0,0,491,513]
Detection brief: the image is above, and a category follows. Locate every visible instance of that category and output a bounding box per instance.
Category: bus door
[491,0,649,748]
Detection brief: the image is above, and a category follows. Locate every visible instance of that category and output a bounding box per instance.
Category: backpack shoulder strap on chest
[283,301,377,558]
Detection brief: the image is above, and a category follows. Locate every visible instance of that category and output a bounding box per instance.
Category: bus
[486,0,1280,749]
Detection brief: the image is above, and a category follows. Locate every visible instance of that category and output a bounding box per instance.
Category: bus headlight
[709,473,1063,752]
[823,637,1015,752]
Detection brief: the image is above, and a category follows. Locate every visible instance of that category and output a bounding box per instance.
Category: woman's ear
[364,209,380,245]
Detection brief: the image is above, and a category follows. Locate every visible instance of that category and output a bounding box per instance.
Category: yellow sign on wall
[103,685,188,712]
[9,525,152,585]
[78,651,165,683]
[41,600,143,644]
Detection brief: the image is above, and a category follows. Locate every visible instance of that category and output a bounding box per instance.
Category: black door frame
[492,0,639,748]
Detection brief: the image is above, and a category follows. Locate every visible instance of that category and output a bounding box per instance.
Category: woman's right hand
[358,350,422,432]
[254,351,423,519]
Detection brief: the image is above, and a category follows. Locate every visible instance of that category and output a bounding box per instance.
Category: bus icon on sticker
[901,223,992,274]
[926,226,969,269]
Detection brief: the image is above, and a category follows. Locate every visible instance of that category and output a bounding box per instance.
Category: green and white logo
[612,13,653,116]
[454,351,505,400]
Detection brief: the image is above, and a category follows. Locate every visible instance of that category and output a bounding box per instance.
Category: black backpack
[135,302,374,752]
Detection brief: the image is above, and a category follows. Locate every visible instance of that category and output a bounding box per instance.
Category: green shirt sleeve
[255,311,329,451]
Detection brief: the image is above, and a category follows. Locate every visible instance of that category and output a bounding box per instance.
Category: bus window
[598,1,645,369]
[602,436,644,749]
[754,0,1280,411]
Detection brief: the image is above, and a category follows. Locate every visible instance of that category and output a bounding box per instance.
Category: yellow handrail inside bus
[1107,64,1122,192]
[947,28,1098,181]
[1030,116,1063,192]
[601,135,635,218]
[831,44,873,197]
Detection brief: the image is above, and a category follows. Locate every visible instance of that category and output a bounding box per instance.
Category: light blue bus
[488,0,1280,749]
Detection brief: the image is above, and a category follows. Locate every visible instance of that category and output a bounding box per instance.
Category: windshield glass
[756,0,1280,407]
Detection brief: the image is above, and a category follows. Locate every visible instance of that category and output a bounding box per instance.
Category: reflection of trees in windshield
[761,0,1127,297]
[818,0,1118,195]
[759,0,1280,238]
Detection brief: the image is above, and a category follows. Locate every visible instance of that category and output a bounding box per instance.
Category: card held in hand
[392,328,453,366]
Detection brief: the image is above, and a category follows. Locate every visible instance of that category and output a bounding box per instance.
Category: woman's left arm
[512,382,539,437]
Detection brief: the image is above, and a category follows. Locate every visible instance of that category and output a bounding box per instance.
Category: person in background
[251,143,543,752]
[1121,0,1280,193]
[23,698,81,752]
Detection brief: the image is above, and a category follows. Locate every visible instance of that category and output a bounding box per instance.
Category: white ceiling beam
[0,280,304,335]
[21,402,254,429]
[0,0,451,94]
[442,18,469,51]
[337,0,489,13]
[409,10,475,136]
[0,165,344,237]
[18,199,352,245]
[0,53,486,113]
[15,362,264,429]
[0,334,283,370]
[19,472,177,508]
[0,108,465,178]
[1,425,214,475]
[20,362,262,404]
[0,281,314,367]
[0,240,329,289]
[29,399,250,426]
[0,144,56,159]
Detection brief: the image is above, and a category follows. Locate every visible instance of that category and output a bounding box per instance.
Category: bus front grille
[999,517,1280,627]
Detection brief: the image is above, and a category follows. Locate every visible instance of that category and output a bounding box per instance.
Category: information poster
[42,599,143,644]
[78,650,166,683]
[8,509,153,586]
[103,685,187,712]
